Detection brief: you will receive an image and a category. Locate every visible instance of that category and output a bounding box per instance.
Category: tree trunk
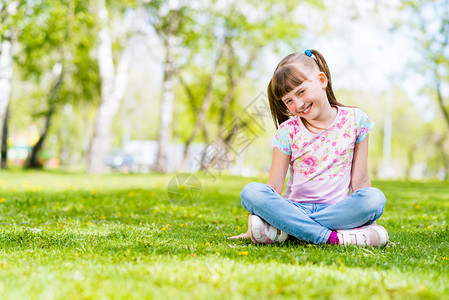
[203,49,257,169]
[0,37,13,167]
[178,75,210,147]
[203,77,236,170]
[87,0,131,174]
[26,105,55,169]
[215,49,256,138]
[1,104,9,169]
[435,135,449,180]
[25,65,63,169]
[405,145,415,180]
[155,37,176,173]
[434,71,449,132]
[177,43,225,170]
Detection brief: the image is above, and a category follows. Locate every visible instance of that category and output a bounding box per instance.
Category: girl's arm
[267,148,290,195]
[351,135,372,192]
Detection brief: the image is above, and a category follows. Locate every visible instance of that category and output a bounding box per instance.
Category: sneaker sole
[371,224,389,247]
[249,215,272,244]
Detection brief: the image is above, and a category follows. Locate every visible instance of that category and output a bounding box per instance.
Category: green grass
[0,170,448,299]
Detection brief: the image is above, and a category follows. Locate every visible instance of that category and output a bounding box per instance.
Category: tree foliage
[17,0,100,106]
[400,0,449,177]
[3,0,446,178]
[12,0,100,168]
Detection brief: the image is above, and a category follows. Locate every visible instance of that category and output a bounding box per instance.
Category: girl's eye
[285,99,292,105]
[297,90,305,95]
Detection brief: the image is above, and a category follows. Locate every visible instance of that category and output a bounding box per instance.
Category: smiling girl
[230,49,388,247]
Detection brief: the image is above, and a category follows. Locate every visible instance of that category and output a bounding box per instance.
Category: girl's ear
[318,72,328,89]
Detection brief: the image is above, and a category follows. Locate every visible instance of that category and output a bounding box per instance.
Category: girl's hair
[267,49,344,129]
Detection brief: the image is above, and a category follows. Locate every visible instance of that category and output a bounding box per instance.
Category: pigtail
[267,78,290,129]
[311,49,344,107]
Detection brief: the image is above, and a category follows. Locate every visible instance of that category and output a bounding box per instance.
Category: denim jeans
[240,182,386,244]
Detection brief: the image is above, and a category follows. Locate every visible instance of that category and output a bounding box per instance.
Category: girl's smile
[298,104,312,115]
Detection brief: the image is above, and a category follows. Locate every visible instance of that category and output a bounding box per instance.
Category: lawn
[0,170,448,299]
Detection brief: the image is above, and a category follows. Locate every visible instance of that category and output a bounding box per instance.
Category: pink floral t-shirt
[271,106,374,204]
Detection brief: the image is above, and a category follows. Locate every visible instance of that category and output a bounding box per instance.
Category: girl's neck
[304,106,338,133]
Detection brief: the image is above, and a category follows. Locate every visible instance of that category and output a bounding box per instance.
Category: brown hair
[267,49,344,129]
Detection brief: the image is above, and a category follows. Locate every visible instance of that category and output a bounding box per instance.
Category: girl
[230,49,388,247]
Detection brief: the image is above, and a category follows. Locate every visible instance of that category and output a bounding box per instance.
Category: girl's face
[280,72,332,123]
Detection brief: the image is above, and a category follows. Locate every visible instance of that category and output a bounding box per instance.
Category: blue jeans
[240,182,386,244]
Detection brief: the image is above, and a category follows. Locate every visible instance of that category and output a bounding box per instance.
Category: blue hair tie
[304,49,313,57]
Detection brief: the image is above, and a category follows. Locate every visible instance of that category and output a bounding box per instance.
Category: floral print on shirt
[271,107,374,181]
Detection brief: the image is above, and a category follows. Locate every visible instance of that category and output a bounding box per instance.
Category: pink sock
[326,231,339,245]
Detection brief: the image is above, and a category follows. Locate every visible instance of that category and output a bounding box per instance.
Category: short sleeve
[355,109,374,143]
[271,125,292,155]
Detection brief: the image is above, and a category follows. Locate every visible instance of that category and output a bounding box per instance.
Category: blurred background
[0,0,447,180]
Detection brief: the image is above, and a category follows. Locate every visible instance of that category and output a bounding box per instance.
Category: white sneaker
[336,224,389,247]
[249,214,288,244]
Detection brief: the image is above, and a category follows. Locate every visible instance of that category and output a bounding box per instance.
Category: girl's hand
[228,228,251,239]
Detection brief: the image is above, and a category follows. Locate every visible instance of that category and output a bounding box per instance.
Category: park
[1,0,449,299]
[0,171,448,298]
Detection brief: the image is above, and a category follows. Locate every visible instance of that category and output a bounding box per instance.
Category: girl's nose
[294,98,305,110]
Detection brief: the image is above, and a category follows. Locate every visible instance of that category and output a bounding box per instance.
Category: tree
[15,0,99,168]
[400,0,449,177]
[141,0,196,173]
[175,3,226,170]
[86,0,138,173]
[0,0,26,168]
[1,103,9,168]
